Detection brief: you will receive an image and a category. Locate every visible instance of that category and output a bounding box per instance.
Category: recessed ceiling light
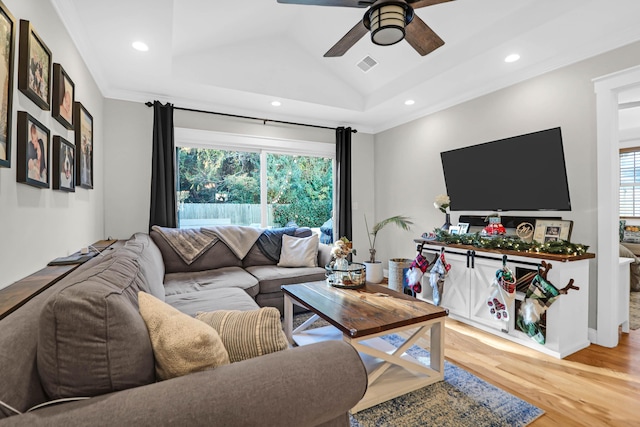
[132,41,149,52]
[504,54,520,63]
[404,100,415,106]
[271,101,281,107]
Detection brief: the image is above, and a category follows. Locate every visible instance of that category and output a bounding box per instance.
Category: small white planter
[364,261,384,284]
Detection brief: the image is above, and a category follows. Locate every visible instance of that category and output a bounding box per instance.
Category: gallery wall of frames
[0,0,94,192]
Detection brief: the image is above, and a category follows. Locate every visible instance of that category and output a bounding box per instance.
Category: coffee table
[282,281,448,413]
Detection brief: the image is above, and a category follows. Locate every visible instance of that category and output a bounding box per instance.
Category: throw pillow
[138,292,230,380]
[195,307,289,363]
[277,234,319,268]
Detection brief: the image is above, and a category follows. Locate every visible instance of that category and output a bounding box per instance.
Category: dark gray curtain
[336,127,352,241]
[149,101,177,230]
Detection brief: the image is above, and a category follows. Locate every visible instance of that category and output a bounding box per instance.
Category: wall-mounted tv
[440,127,571,211]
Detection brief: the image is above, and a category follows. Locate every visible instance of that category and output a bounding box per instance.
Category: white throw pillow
[277,234,319,268]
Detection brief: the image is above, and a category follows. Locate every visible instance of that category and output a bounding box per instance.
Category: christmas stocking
[487,267,516,321]
[429,252,451,306]
[516,269,561,345]
[406,253,430,294]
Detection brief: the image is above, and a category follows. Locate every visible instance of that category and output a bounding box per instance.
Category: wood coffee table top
[281,281,448,338]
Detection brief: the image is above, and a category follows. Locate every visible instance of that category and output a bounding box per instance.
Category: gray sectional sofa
[149,225,333,314]
[0,230,367,426]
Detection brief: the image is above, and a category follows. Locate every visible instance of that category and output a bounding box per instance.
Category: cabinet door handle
[471,250,475,269]
[466,250,470,268]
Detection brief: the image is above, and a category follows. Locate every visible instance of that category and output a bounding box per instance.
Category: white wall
[372,41,640,328]
[102,100,375,257]
[0,0,104,289]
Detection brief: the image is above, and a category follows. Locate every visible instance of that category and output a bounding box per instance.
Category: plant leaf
[372,215,413,234]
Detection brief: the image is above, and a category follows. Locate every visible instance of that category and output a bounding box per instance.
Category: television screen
[440,127,571,211]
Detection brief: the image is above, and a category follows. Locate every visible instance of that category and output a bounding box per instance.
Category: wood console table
[0,240,118,320]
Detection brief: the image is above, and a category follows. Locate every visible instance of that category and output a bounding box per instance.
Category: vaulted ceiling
[52,0,640,133]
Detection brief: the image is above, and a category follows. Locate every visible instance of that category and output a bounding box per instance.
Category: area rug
[287,313,544,427]
[630,291,640,330]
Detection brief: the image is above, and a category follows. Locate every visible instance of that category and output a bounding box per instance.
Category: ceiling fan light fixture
[364,1,414,47]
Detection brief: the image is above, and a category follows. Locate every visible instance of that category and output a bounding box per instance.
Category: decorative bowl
[325,261,366,289]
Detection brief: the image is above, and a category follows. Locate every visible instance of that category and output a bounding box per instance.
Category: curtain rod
[145,102,357,133]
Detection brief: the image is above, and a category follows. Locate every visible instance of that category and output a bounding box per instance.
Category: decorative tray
[330,282,365,289]
[325,261,366,288]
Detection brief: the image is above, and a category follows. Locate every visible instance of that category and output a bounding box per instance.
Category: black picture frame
[16,111,50,188]
[17,19,51,111]
[0,1,15,168]
[52,63,74,129]
[52,135,75,192]
[74,102,93,189]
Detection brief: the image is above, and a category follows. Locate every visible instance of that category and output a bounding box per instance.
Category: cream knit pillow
[138,292,230,380]
[196,307,288,363]
[277,234,319,267]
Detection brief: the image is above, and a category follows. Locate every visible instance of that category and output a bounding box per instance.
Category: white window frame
[619,147,640,218]
[175,128,336,228]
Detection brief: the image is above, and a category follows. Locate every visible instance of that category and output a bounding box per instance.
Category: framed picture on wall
[52,63,74,129]
[74,102,93,189]
[16,111,50,188]
[0,1,16,168]
[17,19,51,110]
[533,219,573,243]
[52,135,74,192]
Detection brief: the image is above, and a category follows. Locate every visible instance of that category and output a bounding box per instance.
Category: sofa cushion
[121,233,166,301]
[37,255,156,399]
[277,234,319,268]
[151,229,242,273]
[245,265,326,295]
[166,288,260,317]
[196,308,288,363]
[138,292,230,380]
[163,266,259,297]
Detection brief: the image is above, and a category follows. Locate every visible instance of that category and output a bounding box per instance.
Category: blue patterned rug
[349,334,544,427]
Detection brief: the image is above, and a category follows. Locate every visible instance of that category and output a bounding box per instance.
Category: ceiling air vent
[356,55,378,73]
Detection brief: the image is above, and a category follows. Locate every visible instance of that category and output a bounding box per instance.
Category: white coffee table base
[283,295,445,414]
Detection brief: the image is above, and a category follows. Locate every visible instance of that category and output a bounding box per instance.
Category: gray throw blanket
[151,226,219,265]
[201,225,263,259]
[256,227,298,262]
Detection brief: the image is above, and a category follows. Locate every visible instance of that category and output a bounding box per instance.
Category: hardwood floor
[441,319,640,426]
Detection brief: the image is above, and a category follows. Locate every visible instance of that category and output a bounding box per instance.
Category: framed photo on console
[457,223,470,234]
[533,219,573,243]
[16,111,50,188]
[17,19,51,110]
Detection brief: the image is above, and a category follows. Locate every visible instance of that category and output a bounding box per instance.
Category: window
[620,149,640,217]
[175,129,335,234]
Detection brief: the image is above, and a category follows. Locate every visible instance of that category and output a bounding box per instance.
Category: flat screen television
[440,127,571,211]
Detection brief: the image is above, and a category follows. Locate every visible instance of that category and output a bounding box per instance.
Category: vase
[364,261,384,284]
[442,213,451,231]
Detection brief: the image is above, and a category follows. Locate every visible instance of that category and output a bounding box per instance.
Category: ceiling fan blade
[408,0,454,9]
[324,20,368,57]
[277,0,369,7]
[404,14,444,56]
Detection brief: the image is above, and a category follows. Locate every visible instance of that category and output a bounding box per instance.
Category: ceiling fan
[276,0,454,57]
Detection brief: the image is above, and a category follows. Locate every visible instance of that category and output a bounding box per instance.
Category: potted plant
[364,215,413,283]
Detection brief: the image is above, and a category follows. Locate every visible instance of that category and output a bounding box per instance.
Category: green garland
[432,229,590,256]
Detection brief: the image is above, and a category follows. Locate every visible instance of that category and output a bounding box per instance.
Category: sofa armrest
[2,341,367,427]
[318,243,333,267]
